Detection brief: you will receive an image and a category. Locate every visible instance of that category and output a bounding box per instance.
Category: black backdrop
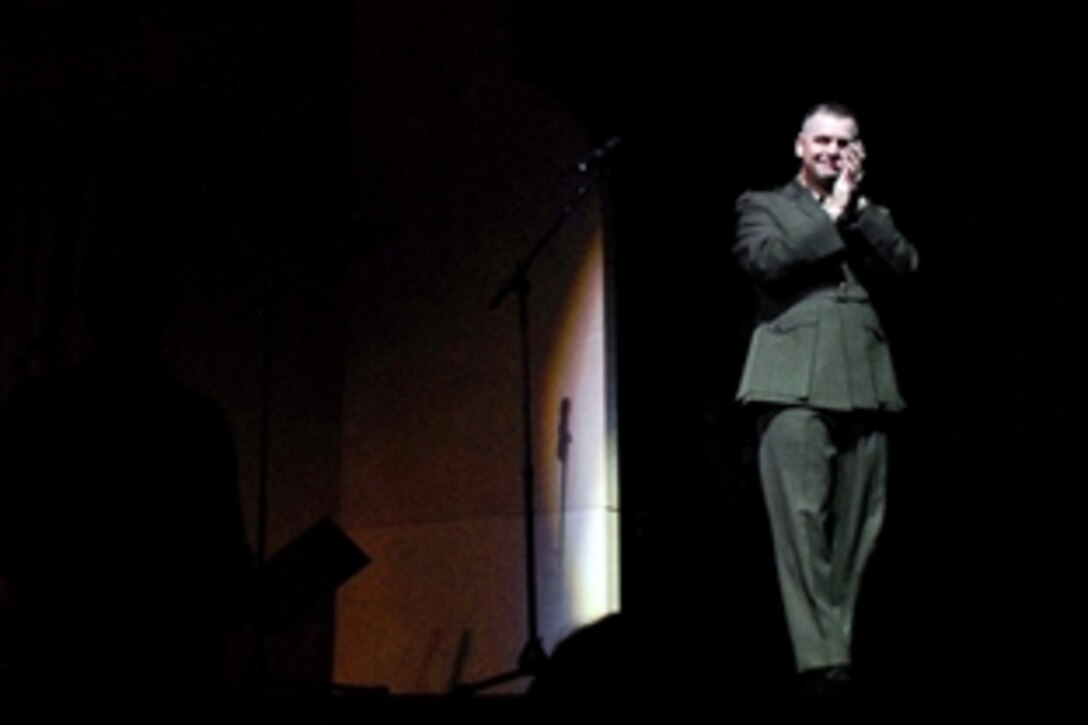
[512,3,1082,694]
[0,2,1080,700]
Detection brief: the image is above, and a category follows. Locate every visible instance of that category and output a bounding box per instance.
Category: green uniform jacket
[734,179,918,412]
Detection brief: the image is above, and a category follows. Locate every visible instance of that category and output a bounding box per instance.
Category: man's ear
[794,136,803,158]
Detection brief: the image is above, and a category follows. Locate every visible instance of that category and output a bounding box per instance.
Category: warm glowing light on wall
[541,224,617,631]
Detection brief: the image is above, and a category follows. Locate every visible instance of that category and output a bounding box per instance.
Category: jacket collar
[784,177,826,220]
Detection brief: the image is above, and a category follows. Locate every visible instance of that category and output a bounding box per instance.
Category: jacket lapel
[783,178,826,222]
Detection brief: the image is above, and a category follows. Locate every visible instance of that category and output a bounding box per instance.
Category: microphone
[557,397,572,461]
[576,136,623,174]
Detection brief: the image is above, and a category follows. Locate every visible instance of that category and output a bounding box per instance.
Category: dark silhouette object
[528,614,644,700]
[260,516,370,635]
[0,246,252,707]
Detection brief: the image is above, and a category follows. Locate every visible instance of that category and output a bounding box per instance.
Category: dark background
[512,4,1080,694]
[2,0,1080,700]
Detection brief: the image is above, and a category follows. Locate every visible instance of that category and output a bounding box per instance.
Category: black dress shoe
[797,665,854,696]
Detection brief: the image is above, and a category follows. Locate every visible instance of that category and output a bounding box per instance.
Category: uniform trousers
[756,406,888,671]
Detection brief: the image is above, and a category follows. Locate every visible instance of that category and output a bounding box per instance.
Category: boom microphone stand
[454,137,619,693]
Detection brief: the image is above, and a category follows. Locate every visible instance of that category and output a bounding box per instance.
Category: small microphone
[577,136,623,174]
[557,397,572,461]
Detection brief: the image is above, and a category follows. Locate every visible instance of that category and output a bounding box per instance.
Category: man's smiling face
[795,111,858,192]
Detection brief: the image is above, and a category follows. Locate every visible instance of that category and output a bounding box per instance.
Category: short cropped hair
[800,102,859,134]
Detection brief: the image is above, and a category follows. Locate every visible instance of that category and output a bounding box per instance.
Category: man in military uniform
[734,102,918,691]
